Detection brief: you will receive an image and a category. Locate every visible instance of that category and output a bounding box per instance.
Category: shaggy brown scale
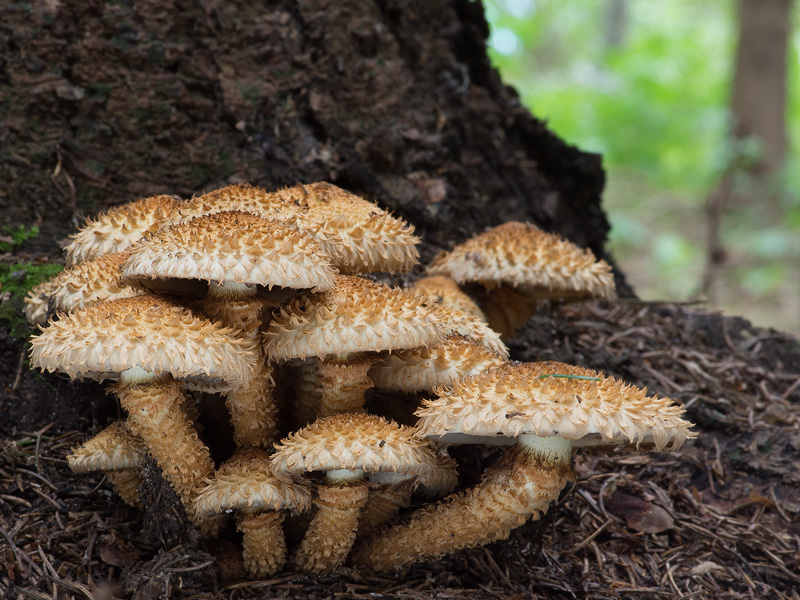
[65,194,182,264]
[24,251,144,326]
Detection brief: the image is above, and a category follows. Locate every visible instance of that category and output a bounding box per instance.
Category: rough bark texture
[0,0,617,281]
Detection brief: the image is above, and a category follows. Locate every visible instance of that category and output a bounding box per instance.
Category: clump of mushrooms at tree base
[24,182,697,578]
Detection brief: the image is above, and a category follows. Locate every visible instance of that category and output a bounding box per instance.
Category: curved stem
[293,483,369,573]
[352,438,574,572]
[237,511,287,578]
[225,362,279,448]
[113,379,221,535]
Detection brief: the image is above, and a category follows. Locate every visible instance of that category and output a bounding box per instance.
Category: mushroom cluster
[25,183,696,577]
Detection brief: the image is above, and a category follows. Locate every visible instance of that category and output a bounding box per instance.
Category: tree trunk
[730,0,792,175]
[0,0,626,291]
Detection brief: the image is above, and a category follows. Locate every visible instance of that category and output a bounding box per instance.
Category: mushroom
[411,275,487,322]
[122,210,337,448]
[64,194,182,265]
[353,360,696,571]
[270,413,455,573]
[263,275,446,417]
[194,448,311,578]
[169,182,420,274]
[67,421,147,507]
[368,335,507,394]
[29,295,258,533]
[426,222,617,338]
[24,251,144,326]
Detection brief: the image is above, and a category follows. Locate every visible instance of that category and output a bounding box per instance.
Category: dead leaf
[98,544,136,569]
[605,490,674,533]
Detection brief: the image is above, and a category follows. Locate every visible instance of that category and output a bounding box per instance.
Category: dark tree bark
[730,0,792,174]
[0,0,626,290]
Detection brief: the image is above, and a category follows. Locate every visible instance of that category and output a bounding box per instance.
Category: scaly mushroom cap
[270,413,456,491]
[263,275,446,360]
[369,336,507,393]
[411,276,487,322]
[29,295,257,390]
[431,304,508,358]
[171,182,418,274]
[24,251,144,326]
[416,361,695,451]
[272,182,420,274]
[67,421,146,473]
[427,222,616,299]
[65,195,182,265]
[195,448,311,516]
[122,211,336,292]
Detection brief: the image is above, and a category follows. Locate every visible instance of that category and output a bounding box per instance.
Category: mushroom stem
[237,511,287,578]
[111,377,220,534]
[293,473,369,573]
[200,290,280,448]
[352,437,575,572]
[479,286,539,339]
[316,357,376,417]
[358,480,414,538]
[225,362,279,448]
[105,469,143,507]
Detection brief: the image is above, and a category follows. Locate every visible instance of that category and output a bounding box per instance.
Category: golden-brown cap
[263,275,446,360]
[67,421,146,473]
[29,295,257,389]
[411,276,487,322]
[122,211,336,292]
[272,182,420,274]
[427,222,616,299]
[416,361,696,451]
[430,304,508,358]
[369,336,507,393]
[194,448,311,516]
[172,182,419,274]
[24,251,144,326]
[65,195,182,265]
[270,413,456,491]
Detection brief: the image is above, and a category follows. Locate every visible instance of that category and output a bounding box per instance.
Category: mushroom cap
[65,195,182,265]
[411,276,487,322]
[29,295,257,389]
[426,222,616,299]
[272,182,420,274]
[25,251,144,326]
[270,413,457,491]
[122,211,336,292]
[171,182,419,274]
[263,275,446,360]
[416,361,695,451]
[369,336,507,393]
[194,448,311,516]
[430,304,508,358]
[67,421,146,473]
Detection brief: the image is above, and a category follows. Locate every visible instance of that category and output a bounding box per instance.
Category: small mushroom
[411,275,487,322]
[194,448,311,578]
[264,275,446,417]
[67,421,147,507]
[64,194,182,265]
[353,361,696,571]
[29,295,258,534]
[426,222,616,338]
[270,413,452,573]
[24,251,144,326]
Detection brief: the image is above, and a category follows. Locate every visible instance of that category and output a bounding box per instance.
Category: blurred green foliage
[484,0,800,332]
